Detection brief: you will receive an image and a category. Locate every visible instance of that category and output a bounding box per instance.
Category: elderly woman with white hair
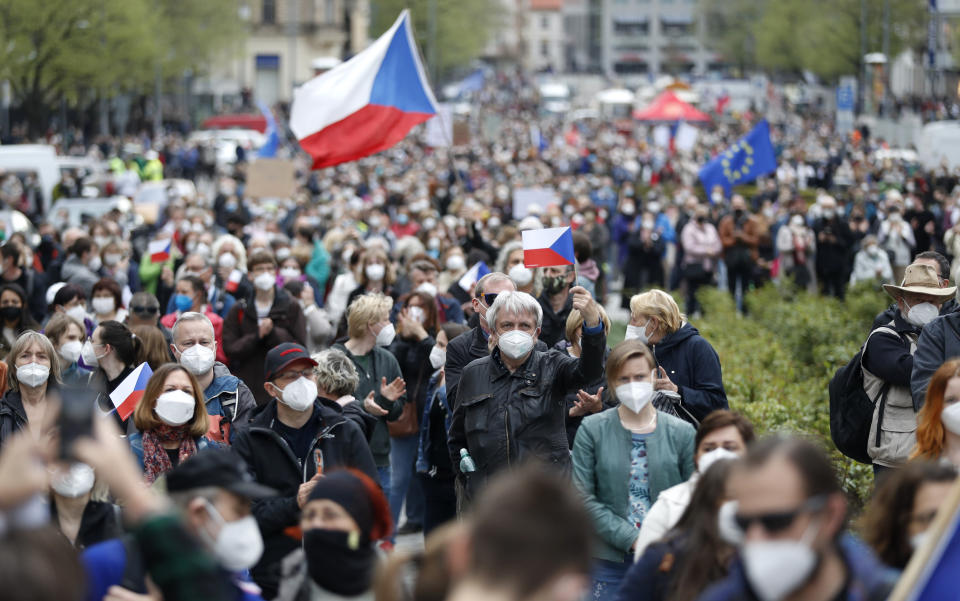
[447,286,605,500]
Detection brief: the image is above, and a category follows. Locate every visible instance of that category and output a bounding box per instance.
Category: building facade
[526,0,565,72]
[566,0,721,78]
[197,0,369,109]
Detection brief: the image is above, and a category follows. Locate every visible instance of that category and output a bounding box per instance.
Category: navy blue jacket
[697,535,898,601]
[912,311,960,408]
[652,323,727,422]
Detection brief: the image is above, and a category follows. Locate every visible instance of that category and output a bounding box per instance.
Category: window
[325,0,335,23]
[542,15,550,29]
[541,40,550,57]
[262,0,276,24]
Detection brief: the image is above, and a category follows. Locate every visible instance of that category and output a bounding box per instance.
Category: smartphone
[57,386,97,460]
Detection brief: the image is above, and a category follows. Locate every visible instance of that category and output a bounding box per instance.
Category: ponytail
[97,320,140,366]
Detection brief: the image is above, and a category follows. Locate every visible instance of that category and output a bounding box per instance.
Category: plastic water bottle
[459,448,477,473]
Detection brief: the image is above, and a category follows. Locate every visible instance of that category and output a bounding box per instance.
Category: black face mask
[303,529,375,597]
[696,216,706,224]
[0,306,20,322]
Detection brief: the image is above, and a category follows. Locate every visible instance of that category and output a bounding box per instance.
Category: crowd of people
[3,69,960,601]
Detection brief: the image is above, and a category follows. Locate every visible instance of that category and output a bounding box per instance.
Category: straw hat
[883,264,957,300]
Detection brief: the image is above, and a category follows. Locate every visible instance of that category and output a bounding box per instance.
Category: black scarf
[303,529,375,597]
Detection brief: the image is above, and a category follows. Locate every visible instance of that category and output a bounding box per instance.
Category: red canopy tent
[633,90,710,122]
[201,113,268,132]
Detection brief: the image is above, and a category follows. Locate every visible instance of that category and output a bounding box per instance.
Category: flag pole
[404,9,469,200]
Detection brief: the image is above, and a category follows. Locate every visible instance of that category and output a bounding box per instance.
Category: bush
[690,281,889,507]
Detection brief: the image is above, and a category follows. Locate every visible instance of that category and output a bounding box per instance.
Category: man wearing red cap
[233,342,377,599]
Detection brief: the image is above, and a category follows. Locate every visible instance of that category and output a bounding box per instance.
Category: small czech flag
[148,238,172,263]
[225,269,243,294]
[458,261,491,293]
[522,227,575,268]
[109,362,153,421]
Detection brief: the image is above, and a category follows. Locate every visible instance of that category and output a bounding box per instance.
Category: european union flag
[698,119,777,198]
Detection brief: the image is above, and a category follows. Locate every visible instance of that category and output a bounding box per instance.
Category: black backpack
[828,332,892,465]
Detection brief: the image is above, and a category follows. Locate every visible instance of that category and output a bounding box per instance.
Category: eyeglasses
[275,368,315,383]
[132,305,158,315]
[733,495,826,534]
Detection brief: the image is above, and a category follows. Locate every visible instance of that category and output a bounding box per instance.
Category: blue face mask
[173,294,194,313]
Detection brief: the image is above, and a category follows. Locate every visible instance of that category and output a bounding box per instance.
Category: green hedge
[690,282,890,506]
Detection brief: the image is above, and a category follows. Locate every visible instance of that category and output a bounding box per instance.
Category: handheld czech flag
[225,269,243,294]
[148,238,172,263]
[458,261,491,293]
[109,362,153,421]
[290,10,439,169]
[522,227,575,268]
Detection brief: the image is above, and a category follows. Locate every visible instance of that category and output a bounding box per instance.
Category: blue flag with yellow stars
[699,119,777,198]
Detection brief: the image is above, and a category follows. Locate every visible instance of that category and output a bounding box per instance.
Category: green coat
[572,407,695,562]
[333,343,406,467]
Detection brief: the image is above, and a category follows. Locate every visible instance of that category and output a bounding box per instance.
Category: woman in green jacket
[572,339,696,601]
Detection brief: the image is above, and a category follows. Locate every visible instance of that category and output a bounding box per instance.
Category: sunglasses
[733,495,826,534]
[132,306,159,315]
[478,293,498,306]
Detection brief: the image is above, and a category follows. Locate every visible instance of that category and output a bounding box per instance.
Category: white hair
[486,291,543,332]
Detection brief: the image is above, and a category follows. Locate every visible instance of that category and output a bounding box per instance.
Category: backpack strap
[859,325,901,371]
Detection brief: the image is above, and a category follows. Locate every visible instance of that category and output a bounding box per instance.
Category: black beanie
[306,471,373,539]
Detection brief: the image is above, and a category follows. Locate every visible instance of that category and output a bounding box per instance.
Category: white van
[0,145,59,214]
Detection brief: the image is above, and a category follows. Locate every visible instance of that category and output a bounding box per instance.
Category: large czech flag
[290,10,439,169]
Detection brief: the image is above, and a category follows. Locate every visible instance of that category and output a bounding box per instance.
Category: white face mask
[905,301,939,327]
[446,255,466,272]
[375,322,396,346]
[280,267,301,280]
[910,530,929,551]
[201,500,264,571]
[624,320,651,345]
[59,340,83,364]
[80,340,101,367]
[88,255,103,271]
[66,304,87,324]
[508,264,534,286]
[416,282,439,297]
[941,402,960,435]
[51,462,95,498]
[154,390,197,426]
[104,253,123,267]
[91,297,115,315]
[274,376,317,412]
[717,501,744,546]
[253,272,275,291]
[408,306,425,324]
[365,263,386,281]
[179,343,216,375]
[218,253,238,269]
[697,447,739,473]
[741,521,820,601]
[616,381,654,414]
[16,363,50,388]
[498,330,535,360]
[429,345,446,369]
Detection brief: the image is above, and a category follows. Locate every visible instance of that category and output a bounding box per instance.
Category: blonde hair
[605,340,656,399]
[6,331,62,392]
[565,305,610,343]
[346,293,393,339]
[629,289,684,334]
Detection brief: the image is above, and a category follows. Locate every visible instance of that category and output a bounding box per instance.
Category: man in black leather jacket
[448,287,604,500]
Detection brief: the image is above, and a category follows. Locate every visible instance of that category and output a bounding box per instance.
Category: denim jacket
[416,370,453,477]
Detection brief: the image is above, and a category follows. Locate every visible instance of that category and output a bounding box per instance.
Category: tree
[0,0,244,135]
[370,0,499,80]
[699,0,927,82]
[0,0,158,134]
